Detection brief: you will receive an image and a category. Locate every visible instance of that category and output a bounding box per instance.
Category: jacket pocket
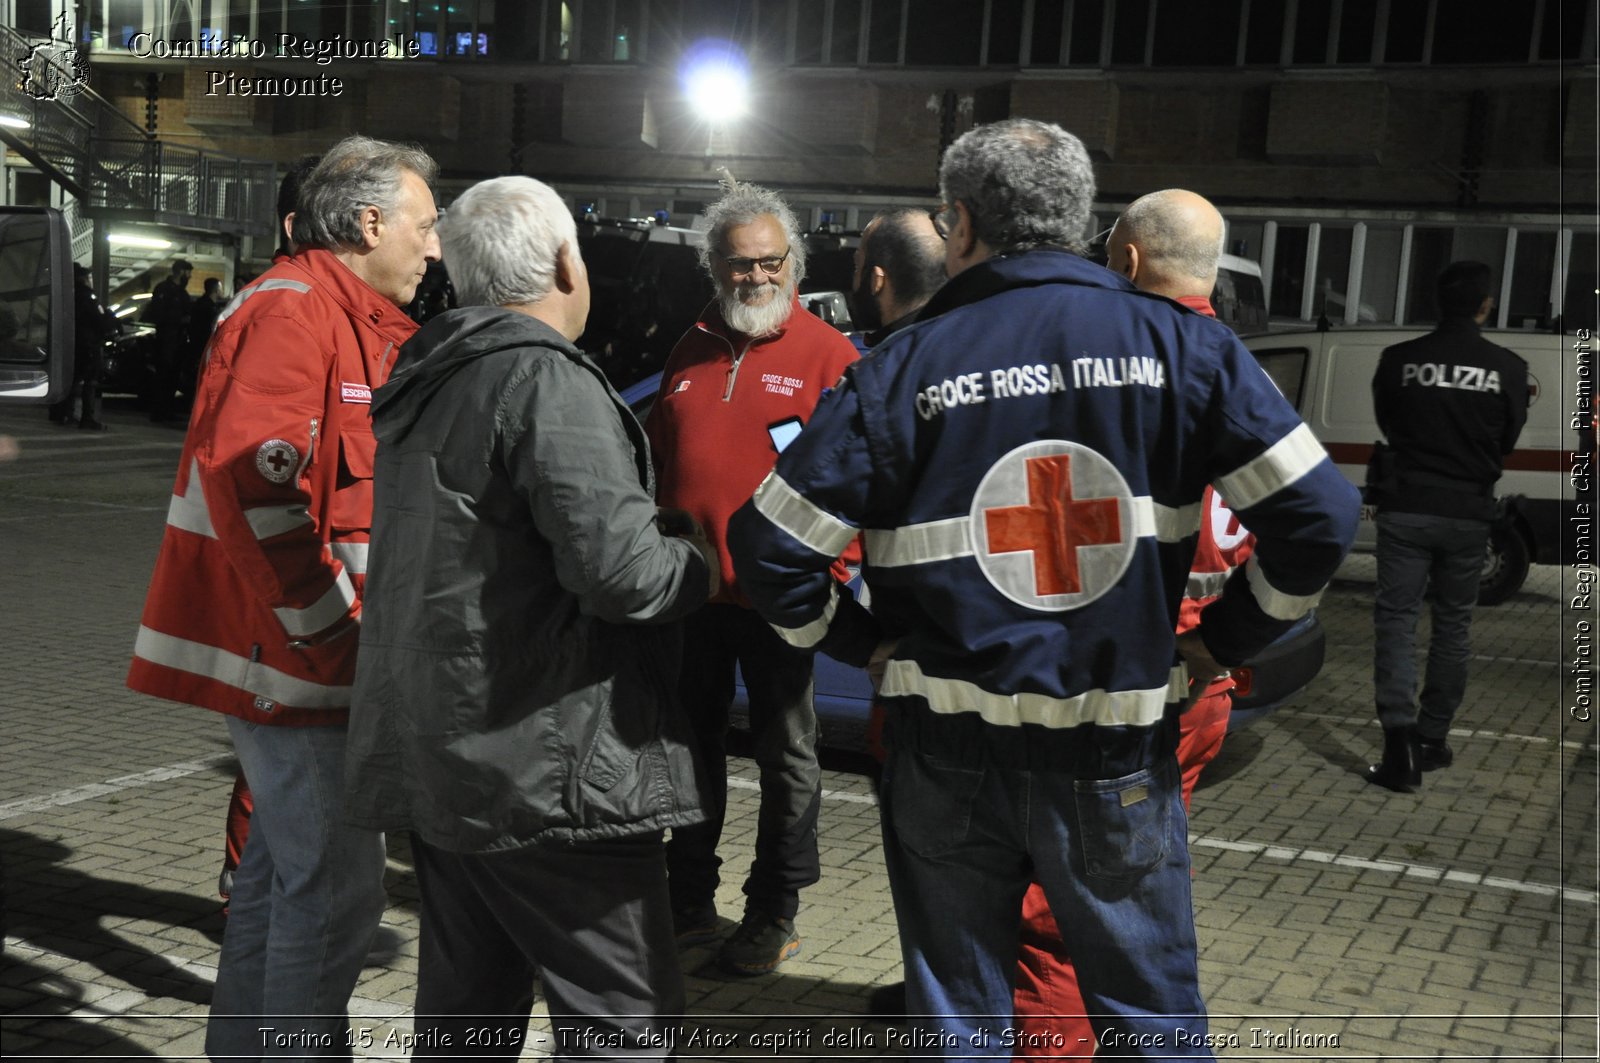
[1073,766,1171,880]
[577,634,664,795]
[330,423,376,532]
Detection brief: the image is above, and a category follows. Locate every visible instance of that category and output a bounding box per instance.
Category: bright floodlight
[681,40,749,123]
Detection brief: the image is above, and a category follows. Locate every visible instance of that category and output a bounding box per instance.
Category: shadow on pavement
[1,828,218,1008]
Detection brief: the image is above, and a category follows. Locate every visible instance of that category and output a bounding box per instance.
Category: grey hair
[290,135,439,252]
[939,119,1096,255]
[438,176,576,309]
[1116,190,1226,285]
[697,180,807,287]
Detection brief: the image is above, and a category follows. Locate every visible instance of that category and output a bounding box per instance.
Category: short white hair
[438,176,577,308]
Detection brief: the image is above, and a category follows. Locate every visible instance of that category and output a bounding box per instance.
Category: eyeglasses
[930,204,956,240]
[723,248,791,276]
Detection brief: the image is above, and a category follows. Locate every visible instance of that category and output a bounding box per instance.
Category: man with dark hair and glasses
[644,178,859,975]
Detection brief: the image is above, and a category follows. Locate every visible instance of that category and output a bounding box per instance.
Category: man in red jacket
[645,180,859,975]
[127,135,440,1060]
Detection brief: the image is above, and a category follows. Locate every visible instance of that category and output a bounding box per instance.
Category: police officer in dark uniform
[1367,260,1529,791]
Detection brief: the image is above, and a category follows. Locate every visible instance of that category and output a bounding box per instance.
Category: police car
[618,370,1326,742]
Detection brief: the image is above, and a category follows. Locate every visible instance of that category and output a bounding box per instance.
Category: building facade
[4,0,1596,327]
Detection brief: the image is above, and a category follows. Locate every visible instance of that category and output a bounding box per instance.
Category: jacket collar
[280,248,418,345]
[917,248,1124,320]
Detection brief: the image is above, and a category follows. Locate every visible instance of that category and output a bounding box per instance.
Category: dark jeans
[1373,510,1491,740]
[879,742,1212,1059]
[410,831,683,1061]
[665,603,821,921]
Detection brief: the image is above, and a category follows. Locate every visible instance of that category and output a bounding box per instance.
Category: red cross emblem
[970,440,1135,611]
[985,455,1121,596]
[254,438,300,484]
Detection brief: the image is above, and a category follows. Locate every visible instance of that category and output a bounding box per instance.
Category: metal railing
[0,23,275,235]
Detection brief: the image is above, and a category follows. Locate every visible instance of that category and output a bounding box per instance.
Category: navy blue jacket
[728,251,1359,775]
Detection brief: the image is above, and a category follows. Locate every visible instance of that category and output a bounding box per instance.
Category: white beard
[718,278,795,338]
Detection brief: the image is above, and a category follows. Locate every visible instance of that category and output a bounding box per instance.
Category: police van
[1244,325,1590,604]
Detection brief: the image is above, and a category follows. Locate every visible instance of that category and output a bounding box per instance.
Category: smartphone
[768,416,803,453]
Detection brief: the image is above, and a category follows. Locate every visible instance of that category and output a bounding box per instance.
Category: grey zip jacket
[345,306,712,852]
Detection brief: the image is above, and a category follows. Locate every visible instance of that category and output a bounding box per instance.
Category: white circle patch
[970,440,1135,612]
[255,439,300,484]
[1207,491,1250,552]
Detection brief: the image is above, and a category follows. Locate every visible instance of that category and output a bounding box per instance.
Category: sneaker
[718,912,800,975]
[672,903,723,948]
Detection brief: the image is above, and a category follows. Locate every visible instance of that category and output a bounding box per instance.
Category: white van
[1244,326,1588,604]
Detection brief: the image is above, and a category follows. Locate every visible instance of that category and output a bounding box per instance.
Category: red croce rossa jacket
[127,249,418,726]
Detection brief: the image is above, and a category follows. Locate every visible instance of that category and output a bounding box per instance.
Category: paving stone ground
[1,402,1595,1060]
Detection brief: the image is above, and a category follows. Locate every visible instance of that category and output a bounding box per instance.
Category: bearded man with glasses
[644,179,860,976]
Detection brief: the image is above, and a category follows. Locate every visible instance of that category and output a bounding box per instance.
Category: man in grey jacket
[345,175,717,1056]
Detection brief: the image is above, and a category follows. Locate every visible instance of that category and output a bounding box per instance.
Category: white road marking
[1189,833,1597,905]
[6,754,1586,913]
[0,753,234,820]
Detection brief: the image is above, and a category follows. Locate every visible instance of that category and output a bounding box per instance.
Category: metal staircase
[0,23,276,240]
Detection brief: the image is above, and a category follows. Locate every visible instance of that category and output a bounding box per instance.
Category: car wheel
[1478,523,1530,606]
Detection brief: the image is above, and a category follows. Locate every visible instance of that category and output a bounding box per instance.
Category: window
[1030,0,1065,64]
[1358,228,1404,324]
[1068,0,1106,64]
[1269,225,1310,320]
[1311,227,1354,321]
[1383,0,1428,63]
[545,0,573,59]
[795,6,823,61]
[1291,0,1332,64]
[1109,0,1149,64]
[1252,349,1310,407]
[867,0,901,62]
[1563,232,1597,331]
[1242,0,1284,64]
[1507,231,1559,329]
[988,0,1025,65]
[1433,1,1533,63]
[832,0,863,62]
[1335,0,1378,63]
[1538,0,1592,61]
[905,0,981,65]
[580,0,612,60]
[614,0,641,59]
[1151,0,1240,66]
[751,0,788,64]
[1403,227,1454,324]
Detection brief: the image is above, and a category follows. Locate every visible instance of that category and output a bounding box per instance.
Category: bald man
[1010,189,1255,1058]
[1104,187,1227,312]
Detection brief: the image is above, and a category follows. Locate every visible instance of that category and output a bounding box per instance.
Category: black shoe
[672,902,723,949]
[78,419,107,431]
[1413,735,1454,772]
[718,912,800,975]
[868,981,907,1018]
[1366,726,1420,793]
